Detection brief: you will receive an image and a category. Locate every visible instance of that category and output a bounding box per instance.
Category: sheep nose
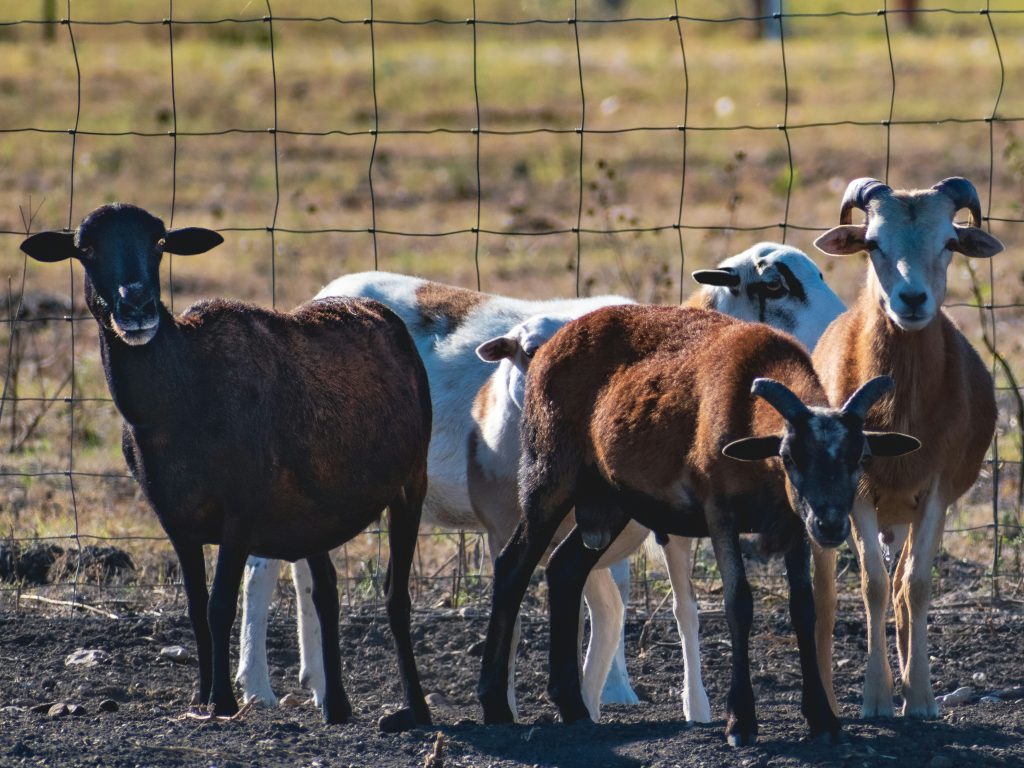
[898,290,927,309]
[117,285,157,318]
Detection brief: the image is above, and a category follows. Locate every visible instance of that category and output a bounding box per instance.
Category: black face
[77,205,167,346]
[20,203,224,347]
[780,411,864,548]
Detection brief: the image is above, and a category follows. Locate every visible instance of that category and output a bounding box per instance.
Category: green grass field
[1,0,1023,598]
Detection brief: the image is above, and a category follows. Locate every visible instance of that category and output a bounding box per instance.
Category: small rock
[980,695,1003,704]
[972,672,986,684]
[65,649,108,668]
[425,692,456,713]
[378,707,417,733]
[938,686,973,707]
[278,693,302,709]
[94,685,128,701]
[99,699,119,712]
[929,755,953,768]
[465,639,486,657]
[67,703,86,716]
[47,703,69,718]
[159,645,190,664]
[836,658,851,669]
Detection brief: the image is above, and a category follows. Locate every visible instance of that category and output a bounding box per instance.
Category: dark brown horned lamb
[476,305,920,746]
[20,204,432,731]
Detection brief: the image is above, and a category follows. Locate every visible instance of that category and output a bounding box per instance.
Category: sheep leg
[785,535,842,741]
[888,523,911,678]
[173,540,213,706]
[580,563,627,719]
[663,535,711,723]
[547,516,629,723]
[707,512,757,747]
[596,558,641,706]
[292,558,326,706]
[380,485,432,730]
[900,484,945,719]
[304,552,352,724]
[236,556,282,706]
[851,499,895,718]
[892,532,911,679]
[207,541,249,717]
[811,542,838,715]
[484,533,520,723]
[478,503,573,724]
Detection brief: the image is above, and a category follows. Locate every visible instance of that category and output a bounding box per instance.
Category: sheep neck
[97,303,194,430]
[859,280,947,435]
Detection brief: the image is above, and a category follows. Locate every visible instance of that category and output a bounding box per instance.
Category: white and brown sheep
[811,177,1002,718]
[476,304,919,745]
[19,204,433,731]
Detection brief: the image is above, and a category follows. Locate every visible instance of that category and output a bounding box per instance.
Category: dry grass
[1,0,1023,600]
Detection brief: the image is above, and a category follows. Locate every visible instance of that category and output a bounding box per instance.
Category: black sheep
[21,204,432,730]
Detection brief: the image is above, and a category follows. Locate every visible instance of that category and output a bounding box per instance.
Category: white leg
[900,484,945,718]
[580,567,625,720]
[292,559,326,706]
[664,535,711,723]
[237,556,282,706]
[599,557,640,706]
[851,499,895,718]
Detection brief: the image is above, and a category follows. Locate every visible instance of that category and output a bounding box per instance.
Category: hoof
[861,702,895,719]
[378,707,418,733]
[809,727,845,745]
[480,697,516,725]
[210,698,239,718]
[902,699,939,719]
[727,732,758,748]
[323,703,353,725]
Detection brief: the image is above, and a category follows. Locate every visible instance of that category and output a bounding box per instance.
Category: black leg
[379,484,432,732]
[478,501,571,724]
[306,552,352,725]
[207,541,248,717]
[173,541,212,706]
[545,510,628,723]
[707,514,756,746]
[784,536,842,741]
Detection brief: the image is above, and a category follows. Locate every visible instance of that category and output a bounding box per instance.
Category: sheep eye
[762,278,785,297]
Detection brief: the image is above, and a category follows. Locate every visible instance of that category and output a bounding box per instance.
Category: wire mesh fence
[1,1,1023,623]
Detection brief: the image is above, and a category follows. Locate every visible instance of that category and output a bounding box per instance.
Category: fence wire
[0,2,1023,620]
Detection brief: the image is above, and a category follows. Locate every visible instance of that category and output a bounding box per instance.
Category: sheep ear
[20,231,79,263]
[814,225,868,256]
[692,268,740,288]
[722,435,781,462]
[476,336,518,363]
[864,431,921,457]
[162,227,224,255]
[950,225,1003,259]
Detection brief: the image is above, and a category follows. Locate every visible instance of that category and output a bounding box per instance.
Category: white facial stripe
[808,414,847,460]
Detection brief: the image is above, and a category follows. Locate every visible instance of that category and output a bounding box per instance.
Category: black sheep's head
[20,203,223,346]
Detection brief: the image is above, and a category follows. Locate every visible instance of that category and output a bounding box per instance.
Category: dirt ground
[1,593,1022,768]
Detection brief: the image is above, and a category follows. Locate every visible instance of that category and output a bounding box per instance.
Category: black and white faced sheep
[476,305,920,746]
[20,204,433,731]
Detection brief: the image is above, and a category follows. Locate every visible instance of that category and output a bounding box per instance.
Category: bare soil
[1,596,1022,768]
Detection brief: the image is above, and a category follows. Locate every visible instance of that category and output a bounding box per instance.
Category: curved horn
[840,375,895,421]
[931,177,982,228]
[839,178,892,225]
[692,268,741,288]
[751,378,811,423]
